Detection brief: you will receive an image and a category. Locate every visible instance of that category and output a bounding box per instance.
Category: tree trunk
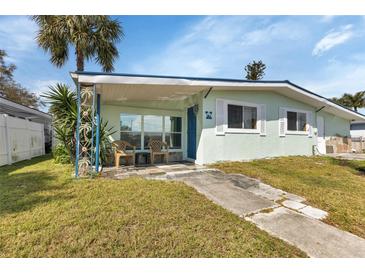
[76,47,84,71]
[354,106,358,112]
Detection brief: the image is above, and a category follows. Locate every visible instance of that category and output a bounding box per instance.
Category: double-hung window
[226,102,258,132]
[286,111,308,132]
[120,113,182,150]
[278,107,312,137]
[215,99,266,136]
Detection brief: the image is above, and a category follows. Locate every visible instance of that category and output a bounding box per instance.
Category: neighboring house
[0,96,52,166]
[351,121,365,138]
[70,72,365,170]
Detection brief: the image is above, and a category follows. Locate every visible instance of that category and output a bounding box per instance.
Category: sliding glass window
[120,114,182,150]
[120,114,142,149]
[144,115,163,148]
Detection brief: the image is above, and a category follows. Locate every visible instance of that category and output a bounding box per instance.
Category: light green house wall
[196,89,351,164]
[317,110,350,137]
[99,89,351,164]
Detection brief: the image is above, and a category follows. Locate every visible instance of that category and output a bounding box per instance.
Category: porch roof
[70,71,365,121]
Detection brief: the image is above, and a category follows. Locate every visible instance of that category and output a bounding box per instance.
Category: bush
[53,143,71,164]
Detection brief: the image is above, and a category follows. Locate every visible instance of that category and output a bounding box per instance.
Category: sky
[1,15,365,110]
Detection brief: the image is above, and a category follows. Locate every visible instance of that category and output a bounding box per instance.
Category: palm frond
[32,15,123,72]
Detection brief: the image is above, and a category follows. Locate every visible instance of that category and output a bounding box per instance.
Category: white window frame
[120,113,183,152]
[284,107,310,135]
[223,99,261,134]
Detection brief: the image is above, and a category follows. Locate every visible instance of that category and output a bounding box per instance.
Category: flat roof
[70,71,365,121]
[0,95,52,121]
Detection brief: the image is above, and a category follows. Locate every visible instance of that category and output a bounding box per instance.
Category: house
[350,121,365,153]
[70,72,365,175]
[0,96,52,166]
[351,121,365,138]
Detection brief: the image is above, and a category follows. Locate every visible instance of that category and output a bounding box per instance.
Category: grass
[0,156,305,257]
[212,156,365,239]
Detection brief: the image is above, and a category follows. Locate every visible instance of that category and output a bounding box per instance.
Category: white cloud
[302,61,365,98]
[28,79,63,112]
[241,21,306,46]
[0,16,37,55]
[312,24,354,56]
[320,16,336,23]
[29,79,61,97]
[131,16,307,77]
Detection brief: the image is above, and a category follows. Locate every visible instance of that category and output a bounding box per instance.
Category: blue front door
[187,106,196,159]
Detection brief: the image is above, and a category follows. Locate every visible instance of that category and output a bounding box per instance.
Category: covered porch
[71,72,208,177]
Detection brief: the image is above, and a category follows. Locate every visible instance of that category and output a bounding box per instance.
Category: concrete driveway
[160,169,365,258]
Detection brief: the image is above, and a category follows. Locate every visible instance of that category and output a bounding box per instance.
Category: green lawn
[0,156,305,257]
[212,156,365,239]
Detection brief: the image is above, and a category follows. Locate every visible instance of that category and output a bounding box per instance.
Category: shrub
[53,143,71,164]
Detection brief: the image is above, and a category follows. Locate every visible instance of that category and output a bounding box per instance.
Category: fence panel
[0,114,45,166]
[351,137,365,153]
[0,115,8,166]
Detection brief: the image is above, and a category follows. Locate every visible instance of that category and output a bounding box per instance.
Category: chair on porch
[112,140,136,168]
[148,139,169,165]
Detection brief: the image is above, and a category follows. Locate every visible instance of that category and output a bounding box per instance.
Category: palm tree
[32,16,123,72]
[331,91,365,112]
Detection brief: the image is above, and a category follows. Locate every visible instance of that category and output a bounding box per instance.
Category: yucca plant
[43,83,115,166]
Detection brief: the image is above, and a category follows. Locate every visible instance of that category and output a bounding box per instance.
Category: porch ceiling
[97,83,207,103]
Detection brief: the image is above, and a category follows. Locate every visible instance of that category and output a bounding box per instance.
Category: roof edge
[70,70,289,84]
[0,95,52,119]
[70,71,365,120]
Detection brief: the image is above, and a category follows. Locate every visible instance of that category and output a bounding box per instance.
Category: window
[287,111,307,132]
[351,123,365,130]
[244,106,257,129]
[143,115,163,148]
[120,114,142,149]
[228,104,243,128]
[165,117,182,149]
[227,104,257,130]
[120,114,182,150]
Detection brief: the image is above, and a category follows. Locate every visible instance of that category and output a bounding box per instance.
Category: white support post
[3,114,12,165]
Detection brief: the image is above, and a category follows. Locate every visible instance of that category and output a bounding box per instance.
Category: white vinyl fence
[0,114,45,166]
[351,137,365,153]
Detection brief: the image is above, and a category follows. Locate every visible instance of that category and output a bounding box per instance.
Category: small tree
[331,91,365,112]
[244,60,267,80]
[0,49,42,108]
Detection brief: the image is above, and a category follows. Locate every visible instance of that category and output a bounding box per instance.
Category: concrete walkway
[328,153,365,161]
[156,169,365,258]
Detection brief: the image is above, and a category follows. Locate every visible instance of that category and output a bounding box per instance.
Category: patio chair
[148,139,169,165]
[112,140,136,168]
